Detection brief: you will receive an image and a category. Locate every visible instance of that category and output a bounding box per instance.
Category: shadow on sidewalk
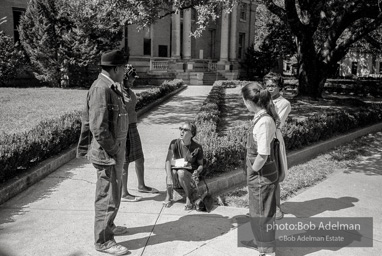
[120,213,245,250]
[282,196,358,218]
[139,95,208,125]
[276,230,365,256]
[235,215,367,256]
[344,157,382,176]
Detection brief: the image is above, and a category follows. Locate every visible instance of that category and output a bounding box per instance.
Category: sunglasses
[179,127,191,132]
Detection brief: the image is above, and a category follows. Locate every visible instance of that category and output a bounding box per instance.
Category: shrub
[135,79,184,110]
[0,111,82,182]
[193,83,382,178]
[0,31,30,86]
[195,85,225,138]
[0,79,184,183]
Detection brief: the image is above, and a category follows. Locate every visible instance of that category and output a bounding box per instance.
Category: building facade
[0,0,27,42]
[124,2,257,85]
[338,50,382,78]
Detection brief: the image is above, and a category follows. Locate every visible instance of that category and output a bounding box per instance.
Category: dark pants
[93,138,126,250]
[247,163,278,254]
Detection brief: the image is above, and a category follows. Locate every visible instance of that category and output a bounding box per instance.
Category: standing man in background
[77,50,130,255]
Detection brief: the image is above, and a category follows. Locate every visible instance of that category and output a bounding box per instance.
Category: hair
[241,81,279,123]
[263,72,284,88]
[184,121,197,138]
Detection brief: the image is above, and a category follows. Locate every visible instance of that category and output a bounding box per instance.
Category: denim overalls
[246,113,279,254]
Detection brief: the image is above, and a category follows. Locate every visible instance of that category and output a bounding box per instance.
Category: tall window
[144,38,151,56]
[238,33,246,59]
[351,61,358,75]
[240,3,247,21]
[158,45,168,57]
[13,8,25,42]
[379,61,382,74]
[209,29,216,59]
[191,8,197,20]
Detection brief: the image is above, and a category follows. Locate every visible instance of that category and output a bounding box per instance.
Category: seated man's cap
[100,50,128,66]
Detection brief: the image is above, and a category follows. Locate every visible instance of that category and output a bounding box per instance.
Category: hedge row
[194,80,382,178]
[194,83,245,177]
[0,79,184,183]
[324,80,382,97]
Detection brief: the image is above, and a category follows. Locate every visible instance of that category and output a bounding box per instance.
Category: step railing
[150,59,169,71]
[207,62,217,71]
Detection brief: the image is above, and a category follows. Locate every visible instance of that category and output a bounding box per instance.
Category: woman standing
[120,64,158,202]
[241,82,279,256]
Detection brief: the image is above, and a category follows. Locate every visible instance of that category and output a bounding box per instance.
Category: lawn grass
[220,132,381,207]
[219,86,367,135]
[0,86,154,135]
[0,87,88,135]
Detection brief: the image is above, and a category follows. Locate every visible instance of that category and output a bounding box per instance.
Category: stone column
[150,24,154,57]
[219,12,229,63]
[229,5,238,61]
[183,8,192,60]
[171,11,181,59]
[218,11,230,71]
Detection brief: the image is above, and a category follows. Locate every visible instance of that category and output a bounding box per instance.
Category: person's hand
[166,175,173,186]
[192,170,199,183]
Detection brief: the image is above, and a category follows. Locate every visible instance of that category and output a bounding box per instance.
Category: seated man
[164,122,204,210]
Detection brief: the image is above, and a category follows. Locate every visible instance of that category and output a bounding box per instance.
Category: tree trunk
[296,35,328,99]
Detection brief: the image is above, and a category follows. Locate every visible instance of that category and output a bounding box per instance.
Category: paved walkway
[0,85,381,256]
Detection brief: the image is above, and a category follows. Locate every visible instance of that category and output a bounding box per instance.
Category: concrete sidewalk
[0,85,381,256]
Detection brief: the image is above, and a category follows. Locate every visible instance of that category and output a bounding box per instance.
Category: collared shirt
[273,96,291,128]
[252,109,276,155]
[100,73,116,88]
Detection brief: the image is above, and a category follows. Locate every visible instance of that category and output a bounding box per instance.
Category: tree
[258,0,382,99]
[19,0,70,87]
[19,0,125,87]
[241,4,296,79]
[71,0,237,37]
[0,31,29,86]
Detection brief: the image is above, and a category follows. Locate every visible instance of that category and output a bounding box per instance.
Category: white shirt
[252,109,276,155]
[273,96,291,128]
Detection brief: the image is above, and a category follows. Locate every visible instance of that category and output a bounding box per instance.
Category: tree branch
[365,34,382,50]
[262,0,286,20]
[321,3,382,62]
[284,0,304,36]
[333,13,382,63]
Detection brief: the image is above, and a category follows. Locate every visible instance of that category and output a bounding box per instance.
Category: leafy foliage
[0,31,30,85]
[241,44,274,78]
[19,0,68,87]
[19,0,124,87]
[242,3,296,78]
[73,0,237,37]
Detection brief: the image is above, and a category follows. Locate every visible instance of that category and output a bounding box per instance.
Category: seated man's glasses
[179,127,191,132]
